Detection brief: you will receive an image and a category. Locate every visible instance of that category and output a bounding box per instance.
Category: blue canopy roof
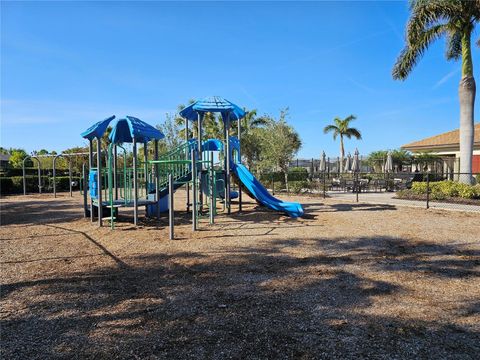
[179,96,246,122]
[202,138,223,152]
[109,116,164,144]
[81,115,115,140]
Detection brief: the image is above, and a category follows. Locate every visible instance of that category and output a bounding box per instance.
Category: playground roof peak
[179,96,246,122]
[80,115,115,140]
[109,116,164,144]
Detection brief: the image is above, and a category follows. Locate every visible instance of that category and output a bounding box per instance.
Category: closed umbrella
[385,151,393,173]
[352,148,360,172]
[320,151,326,172]
[344,153,352,172]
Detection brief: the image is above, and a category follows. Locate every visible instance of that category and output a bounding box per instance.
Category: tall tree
[323,115,362,172]
[231,109,269,170]
[157,113,182,153]
[260,109,302,192]
[392,0,480,183]
[8,148,30,169]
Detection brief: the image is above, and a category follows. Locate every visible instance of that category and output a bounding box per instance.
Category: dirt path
[1,192,479,359]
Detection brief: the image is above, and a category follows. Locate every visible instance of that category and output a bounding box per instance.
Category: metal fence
[261,171,480,213]
[288,156,464,177]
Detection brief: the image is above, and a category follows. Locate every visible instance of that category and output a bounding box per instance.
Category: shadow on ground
[1,233,479,359]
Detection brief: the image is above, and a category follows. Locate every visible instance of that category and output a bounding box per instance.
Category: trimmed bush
[411,182,427,195]
[0,177,14,194]
[410,180,480,200]
[289,180,308,194]
[0,176,81,194]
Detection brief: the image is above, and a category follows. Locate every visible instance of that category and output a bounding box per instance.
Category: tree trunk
[458,30,475,184]
[458,75,475,184]
[339,135,345,173]
[284,171,289,194]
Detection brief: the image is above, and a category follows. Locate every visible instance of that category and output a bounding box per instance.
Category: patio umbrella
[344,153,352,172]
[319,151,326,172]
[352,148,360,172]
[385,151,393,173]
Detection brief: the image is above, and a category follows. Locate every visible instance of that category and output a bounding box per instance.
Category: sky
[1,1,479,159]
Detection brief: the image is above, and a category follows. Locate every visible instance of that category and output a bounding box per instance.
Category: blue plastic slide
[232,163,304,218]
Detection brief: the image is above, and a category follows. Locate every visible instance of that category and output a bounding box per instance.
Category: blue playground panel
[89,170,98,199]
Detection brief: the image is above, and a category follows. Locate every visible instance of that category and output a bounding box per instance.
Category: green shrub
[288,180,308,194]
[0,177,14,194]
[412,180,480,199]
[288,167,309,181]
[259,171,284,184]
[411,182,427,195]
[429,185,446,200]
[458,184,476,199]
[0,175,81,194]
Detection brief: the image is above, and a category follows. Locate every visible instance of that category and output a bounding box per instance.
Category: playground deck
[93,198,158,208]
[1,192,479,359]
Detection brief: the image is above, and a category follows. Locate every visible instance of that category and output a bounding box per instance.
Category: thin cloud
[345,76,375,94]
[370,96,455,119]
[433,68,460,89]
[381,11,404,42]
[239,86,259,107]
[275,29,392,71]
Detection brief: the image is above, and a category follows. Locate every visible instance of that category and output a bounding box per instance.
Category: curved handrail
[22,156,41,195]
[52,154,72,198]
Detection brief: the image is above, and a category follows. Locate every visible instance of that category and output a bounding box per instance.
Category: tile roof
[402,123,480,151]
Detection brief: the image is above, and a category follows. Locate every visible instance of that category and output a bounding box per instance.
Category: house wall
[473,155,480,173]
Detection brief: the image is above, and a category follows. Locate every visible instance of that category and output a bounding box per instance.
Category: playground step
[102,216,117,221]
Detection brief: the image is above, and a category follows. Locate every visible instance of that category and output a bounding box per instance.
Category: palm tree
[323,115,362,172]
[233,109,270,169]
[392,0,479,183]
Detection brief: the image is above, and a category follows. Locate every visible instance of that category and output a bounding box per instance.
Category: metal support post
[69,159,72,197]
[97,137,103,227]
[89,139,94,222]
[237,116,242,212]
[83,163,88,217]
[210,151,214,224]
[154,140,160,220]
[169,174,174,240]
[192,149,198,231]
[133,138,138,226]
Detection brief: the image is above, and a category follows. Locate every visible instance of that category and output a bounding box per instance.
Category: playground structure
[81,97,304,238]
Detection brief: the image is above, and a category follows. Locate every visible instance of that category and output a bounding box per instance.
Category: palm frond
[393,24,447,80]
[408,0,462,43]
[323,125,339,140]
[250,117,269,127]
[344,128,362,140]
[445,29,462,60]
[343,114,357,123]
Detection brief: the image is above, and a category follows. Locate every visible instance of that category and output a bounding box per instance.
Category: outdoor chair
[331,178,342,191]
[375,179,387,192]
[359,178,369,192]
[345,179,354,192]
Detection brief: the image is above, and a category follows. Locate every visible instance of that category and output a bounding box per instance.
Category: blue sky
[1,1,478,158]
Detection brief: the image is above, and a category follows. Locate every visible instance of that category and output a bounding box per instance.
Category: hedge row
[258,169,309,184]
[0,168,76,177]
[0,176,81,194]
[411,180,480,200]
